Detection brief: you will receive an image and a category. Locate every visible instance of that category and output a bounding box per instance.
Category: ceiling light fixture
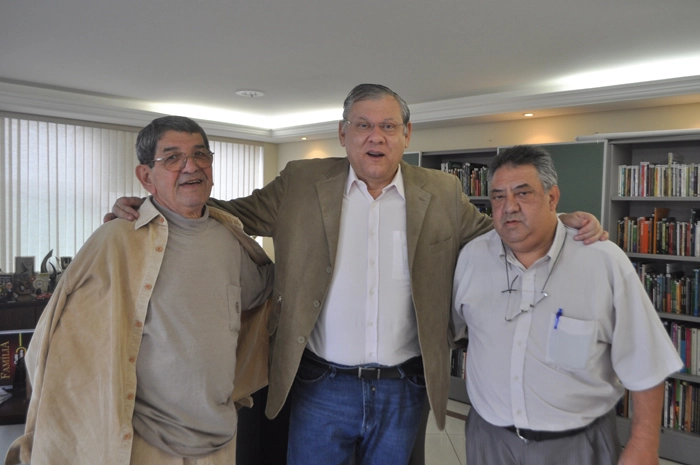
[236,90,265,98]
[301,137,307,140]
[523,113,534,117]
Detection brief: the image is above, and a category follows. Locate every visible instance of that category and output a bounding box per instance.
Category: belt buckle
[515,427,529,444]
[357,367,381,380]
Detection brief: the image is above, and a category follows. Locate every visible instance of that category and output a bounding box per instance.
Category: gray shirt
[132,199,273,457]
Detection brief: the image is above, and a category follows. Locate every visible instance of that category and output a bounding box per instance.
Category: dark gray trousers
[465,408,621,465]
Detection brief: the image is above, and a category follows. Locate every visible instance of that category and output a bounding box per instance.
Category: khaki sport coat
[209,158,492,429]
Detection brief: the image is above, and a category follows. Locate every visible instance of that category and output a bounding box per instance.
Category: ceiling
[1,0,700,143]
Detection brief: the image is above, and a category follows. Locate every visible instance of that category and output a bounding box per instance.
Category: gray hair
[342,84,410,134]
[136,115,210,165]
[488,145,558,191]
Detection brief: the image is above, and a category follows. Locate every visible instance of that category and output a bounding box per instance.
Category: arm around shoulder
[206,166,289,237]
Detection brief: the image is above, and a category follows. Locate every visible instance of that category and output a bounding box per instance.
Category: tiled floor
[427,400,685,465]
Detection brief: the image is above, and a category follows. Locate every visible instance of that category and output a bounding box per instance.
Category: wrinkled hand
[103,196,145,223]
[560,211,608,244]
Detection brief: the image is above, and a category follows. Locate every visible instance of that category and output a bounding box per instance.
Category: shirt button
[313,300,320,308]
[128,356,135,363]
[126,393,134,400]
[369,259,375,266]
[368,322,373,327]
[123,433,132,441]
[135,321,143,328]
[516,410,522,415]
[514,376,519,381]
[326,267,332,274]
[369,289,374,296]
[297,336,306,344]
[155,246,164,252]
[159,217,164,224]
[144,283,153,290]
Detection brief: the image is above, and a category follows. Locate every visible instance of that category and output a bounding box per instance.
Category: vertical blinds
[0,116,263,273]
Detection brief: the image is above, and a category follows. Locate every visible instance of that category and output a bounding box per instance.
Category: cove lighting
[147,103,342,130]
[551,55,700,91]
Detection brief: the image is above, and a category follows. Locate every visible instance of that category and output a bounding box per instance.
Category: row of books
[664,321,700,374]
[0,330,32,387]
[617,152,700,197]
[441,161,489,197]
[635,262,700,315]
[617,207,700,256]
[450,347,467,379]
[664,379,700,433]
[617,378,700,434]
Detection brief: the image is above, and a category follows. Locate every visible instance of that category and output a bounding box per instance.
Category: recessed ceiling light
[301,137,307,140]
[236,90,265,98]
[523,113,534,117]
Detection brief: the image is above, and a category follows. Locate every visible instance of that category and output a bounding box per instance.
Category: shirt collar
[499,218,566,272]
[345,164,406,200]
[134,197,161,230]
[133,196,211,230]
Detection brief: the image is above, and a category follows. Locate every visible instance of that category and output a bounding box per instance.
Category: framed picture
[14,256,35,275]
[0,274,15,302]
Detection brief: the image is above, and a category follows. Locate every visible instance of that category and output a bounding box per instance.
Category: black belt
[302,351,424,380]
[504,424,588,442]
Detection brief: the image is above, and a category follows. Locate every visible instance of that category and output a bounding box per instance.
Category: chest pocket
[546,314,597,371]
[227,284,242,332]
[392,231,410,279]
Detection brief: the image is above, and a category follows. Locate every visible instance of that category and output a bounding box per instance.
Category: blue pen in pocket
[554,308,563,329]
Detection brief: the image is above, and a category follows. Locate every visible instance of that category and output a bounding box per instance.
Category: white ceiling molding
[2,77,700,143]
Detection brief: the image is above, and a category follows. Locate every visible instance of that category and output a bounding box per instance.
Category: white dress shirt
[307,165,420,366]
[452,220,683,431]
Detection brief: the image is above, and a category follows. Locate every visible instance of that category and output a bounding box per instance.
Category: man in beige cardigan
[110,85,604,464]
[7,116,274,465]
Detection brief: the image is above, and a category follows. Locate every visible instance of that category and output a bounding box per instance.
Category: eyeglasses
[149,151,214,172]
[344,120,405,135]
[501,236,566,321]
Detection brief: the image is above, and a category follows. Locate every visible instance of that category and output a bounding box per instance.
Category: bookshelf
[418,148,497,405]
[579,128,700,464]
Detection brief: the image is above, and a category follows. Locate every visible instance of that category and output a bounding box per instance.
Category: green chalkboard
[402,151,421,166]
[544,142,605,219]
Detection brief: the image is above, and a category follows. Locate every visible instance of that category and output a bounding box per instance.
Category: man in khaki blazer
[110,84,603,464]
[211,155,491,425]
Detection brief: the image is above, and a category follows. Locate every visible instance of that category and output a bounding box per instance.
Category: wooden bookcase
[579,128,700,464]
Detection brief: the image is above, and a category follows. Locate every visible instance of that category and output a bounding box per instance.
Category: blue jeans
[287,356,427,465]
